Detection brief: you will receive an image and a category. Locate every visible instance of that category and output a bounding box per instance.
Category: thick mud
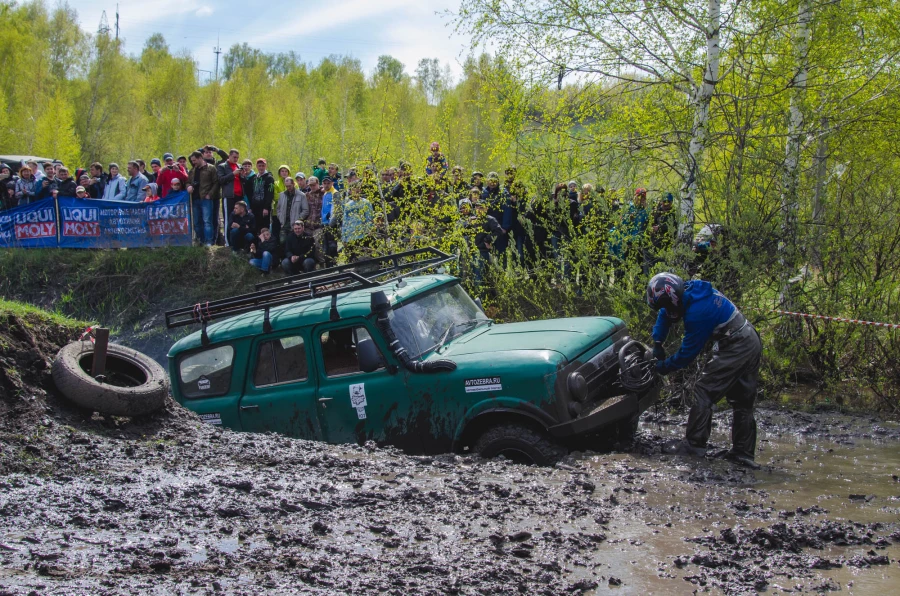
[1,315,899,594]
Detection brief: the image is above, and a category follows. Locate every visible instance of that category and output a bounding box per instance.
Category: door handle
[240,405,260,411]
[318,397,334,403]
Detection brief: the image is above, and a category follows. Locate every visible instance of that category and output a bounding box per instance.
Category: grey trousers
[686,320,762,458]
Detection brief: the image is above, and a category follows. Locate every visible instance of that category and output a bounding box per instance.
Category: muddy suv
[165,249,659,464]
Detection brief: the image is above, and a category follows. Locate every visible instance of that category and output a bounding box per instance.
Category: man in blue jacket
[647,272,762,468]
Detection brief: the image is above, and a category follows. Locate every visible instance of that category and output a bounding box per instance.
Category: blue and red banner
[0,198,58,248]
[0,191,192,249]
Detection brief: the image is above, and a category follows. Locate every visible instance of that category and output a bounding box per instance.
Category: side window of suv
[178,345,234,398]
[320,326,383,377]
[254,335,308,387]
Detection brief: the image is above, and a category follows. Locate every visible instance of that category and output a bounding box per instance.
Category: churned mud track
[1,399,898,595]
[1,312,899,595]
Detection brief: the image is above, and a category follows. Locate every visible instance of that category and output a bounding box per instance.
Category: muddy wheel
[474,423,567,466]
[52,341,169,417]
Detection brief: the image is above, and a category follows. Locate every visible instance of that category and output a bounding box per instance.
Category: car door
[238,331,322,441]
[313,320,420,450]
[175,342,244,429]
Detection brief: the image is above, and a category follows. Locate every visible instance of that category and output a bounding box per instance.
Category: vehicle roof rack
[164,247,456,343]
[255,246,455,291]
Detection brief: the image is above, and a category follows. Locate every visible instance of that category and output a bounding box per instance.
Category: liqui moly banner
[57,191,192,249]
[0,198,58,248]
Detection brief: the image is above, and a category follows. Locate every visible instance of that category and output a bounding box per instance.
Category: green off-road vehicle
[166,249,659,464]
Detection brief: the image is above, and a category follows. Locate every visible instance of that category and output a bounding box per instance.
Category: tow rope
[753,308,900,330]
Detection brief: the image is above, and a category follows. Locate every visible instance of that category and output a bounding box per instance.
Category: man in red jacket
[155,152,188,198]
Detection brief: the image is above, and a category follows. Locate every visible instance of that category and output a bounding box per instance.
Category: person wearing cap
[142,183,160,202]
[75,185,89,199]
[294,172,308,193]
[250,158,275,232]
[470,170,484,191]
[156,153,188,198]
[187,151,219,245]
[123,161,148,202]
[282,220,317,274]
[177,155,188,170]
[276,176,309,245]
[101,163,127,201]
[147,158,161,184]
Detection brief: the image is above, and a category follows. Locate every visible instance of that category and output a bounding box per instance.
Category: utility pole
[213,35,222,81]
[115,4,120,40]
[98,11,110,35]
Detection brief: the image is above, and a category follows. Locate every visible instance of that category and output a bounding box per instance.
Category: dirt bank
[1,305,898,595]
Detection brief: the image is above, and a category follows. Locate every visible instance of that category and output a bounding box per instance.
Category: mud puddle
[1,406,898,595]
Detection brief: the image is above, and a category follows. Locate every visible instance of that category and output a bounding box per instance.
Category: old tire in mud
[474,423,567,466]
[52,341,169,417]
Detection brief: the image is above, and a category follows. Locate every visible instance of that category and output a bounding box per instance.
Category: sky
[64,0,473,82]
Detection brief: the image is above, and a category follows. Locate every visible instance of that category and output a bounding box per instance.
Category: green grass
[0,297,87,329]
[0,247,260,330]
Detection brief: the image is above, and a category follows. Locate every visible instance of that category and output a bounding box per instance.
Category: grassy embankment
[0,248,262,363]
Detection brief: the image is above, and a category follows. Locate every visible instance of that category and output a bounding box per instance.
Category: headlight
[567,372,587,402]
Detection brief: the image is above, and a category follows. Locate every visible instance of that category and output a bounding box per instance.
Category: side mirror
[357,338,384,373]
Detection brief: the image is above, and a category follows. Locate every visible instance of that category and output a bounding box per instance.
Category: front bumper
[548,383,659,439]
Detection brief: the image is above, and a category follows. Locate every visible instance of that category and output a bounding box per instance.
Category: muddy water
[573,422,900,594]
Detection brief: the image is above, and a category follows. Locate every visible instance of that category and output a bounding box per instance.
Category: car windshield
[390,283,490,359]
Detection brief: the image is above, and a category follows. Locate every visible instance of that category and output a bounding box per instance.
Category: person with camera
[155,153,188,198]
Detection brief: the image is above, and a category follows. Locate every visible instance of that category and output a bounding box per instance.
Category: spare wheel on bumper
[52,341,169,416]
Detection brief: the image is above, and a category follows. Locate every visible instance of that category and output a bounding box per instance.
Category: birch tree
[456,0,736,246]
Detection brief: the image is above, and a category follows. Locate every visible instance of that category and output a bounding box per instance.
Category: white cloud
[196,6,214,17]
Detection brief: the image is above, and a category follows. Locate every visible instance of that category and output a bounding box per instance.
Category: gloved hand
[652,342,666,361]
[654,360,670,376]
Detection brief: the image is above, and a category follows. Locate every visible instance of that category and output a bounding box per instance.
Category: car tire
[52,341,169,417]
[474,423,567,466]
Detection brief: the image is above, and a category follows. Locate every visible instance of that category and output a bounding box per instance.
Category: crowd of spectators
[0,142,682,281]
